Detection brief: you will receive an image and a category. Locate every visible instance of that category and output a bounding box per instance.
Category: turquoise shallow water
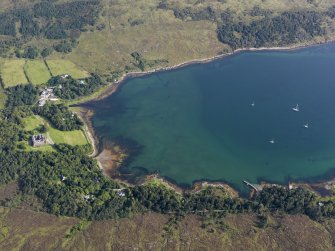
[88,43,335,192]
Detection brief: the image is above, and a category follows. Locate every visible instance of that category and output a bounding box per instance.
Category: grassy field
[23,115,42,132]
[0,59,88,87]
[46,60,89,79]
[1,60,28,87]
[23,115,88,148]
[24,60,51,85]
[48,127,87,146]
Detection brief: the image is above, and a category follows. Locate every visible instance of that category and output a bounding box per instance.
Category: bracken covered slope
[0,208,334,251]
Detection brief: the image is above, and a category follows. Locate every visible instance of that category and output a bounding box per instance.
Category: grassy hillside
[66,3,225,74]
[0,206,334,251]
[1,182,333,250]
[64,0,335,74]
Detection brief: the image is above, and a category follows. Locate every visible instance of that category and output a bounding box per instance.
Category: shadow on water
[103,134,256,196]
[81,98,128,117]
[101,136,152,185]
[99,132,246,193]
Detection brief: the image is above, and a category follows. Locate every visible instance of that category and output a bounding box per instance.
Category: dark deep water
[87,43,335,192]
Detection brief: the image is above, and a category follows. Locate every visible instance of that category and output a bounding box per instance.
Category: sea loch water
[88,43,335,192]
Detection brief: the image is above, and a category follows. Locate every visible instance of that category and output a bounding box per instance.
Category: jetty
[243,180,263,192]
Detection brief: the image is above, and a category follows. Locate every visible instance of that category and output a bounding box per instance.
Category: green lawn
[21,142,55,152]
[1,59,28,87]
[24,60,51,85]
[48,127,88,146]
[46,60,89,79]
[23,115,42,132]
[23,115,88,149]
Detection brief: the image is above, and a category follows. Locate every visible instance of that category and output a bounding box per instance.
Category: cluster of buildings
[38,87,59,107]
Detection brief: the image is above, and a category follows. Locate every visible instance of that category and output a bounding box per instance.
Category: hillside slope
[0,207,334,251]
[0,0,335,76]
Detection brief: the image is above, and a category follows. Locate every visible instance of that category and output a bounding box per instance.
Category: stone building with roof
[31,134,47,147]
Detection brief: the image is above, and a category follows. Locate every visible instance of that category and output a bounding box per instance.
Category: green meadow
[1,60,28,87]
[46,59,89,79]
[23,60,51,85]
[23,115,42,132]
[48,127,88,146]
[0,59,88,87]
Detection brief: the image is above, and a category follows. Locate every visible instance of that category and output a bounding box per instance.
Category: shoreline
[80,40,334,104]
[77,108,100,157]
[77,39,335,197]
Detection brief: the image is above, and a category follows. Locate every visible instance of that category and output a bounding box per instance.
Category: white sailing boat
[304,123,309,128]
[292,104,299,112]
[269,139,275,144]
[251,101,255,107]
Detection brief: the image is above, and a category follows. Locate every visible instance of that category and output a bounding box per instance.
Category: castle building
[31,134,47,147]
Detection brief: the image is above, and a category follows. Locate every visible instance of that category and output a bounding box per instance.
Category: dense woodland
[6,84,38,109]
[48,74,106,100]
[0,0,101,57]
[34,103,83,131]
[0,0,100,39]
[217,11,326,49]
